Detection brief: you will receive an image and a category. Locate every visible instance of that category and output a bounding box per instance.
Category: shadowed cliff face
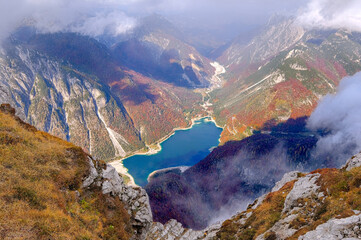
[146,117,321,230]
[112,15,213,89]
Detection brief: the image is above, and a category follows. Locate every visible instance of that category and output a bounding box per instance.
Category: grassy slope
[0,104,131,240]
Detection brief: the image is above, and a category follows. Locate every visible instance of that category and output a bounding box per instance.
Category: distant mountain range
[3,15,361,161]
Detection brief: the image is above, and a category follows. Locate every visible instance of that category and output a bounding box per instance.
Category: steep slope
[0,104,153,239]
[212,152,361,240]
[145,118,320,230]
[113,14,214,88]
[214,18,361,144]
[0,32,205,160]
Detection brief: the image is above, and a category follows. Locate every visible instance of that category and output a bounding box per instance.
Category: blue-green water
[123,117,222,186]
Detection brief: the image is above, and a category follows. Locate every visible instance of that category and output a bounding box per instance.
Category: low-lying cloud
[0,0,306,44]
[297,0,361,31]
[2,0,361,45]
[207,144,293,225]
[0,0,136,41]
[307,72,361,166]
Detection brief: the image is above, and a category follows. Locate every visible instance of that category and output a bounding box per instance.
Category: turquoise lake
[123,117,223,186]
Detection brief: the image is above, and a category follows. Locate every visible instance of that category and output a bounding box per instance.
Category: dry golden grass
[0,105,131,239]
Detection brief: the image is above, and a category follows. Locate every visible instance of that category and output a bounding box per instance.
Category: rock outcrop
[272,171,301,192]
[146,220,203,240]
[282,173,321,214]
[343,152,361,171]
[209,153,361,239]
[83,158,153,239]
[300,214,361,239]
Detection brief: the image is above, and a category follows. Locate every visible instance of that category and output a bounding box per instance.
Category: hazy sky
[0,0,361,42]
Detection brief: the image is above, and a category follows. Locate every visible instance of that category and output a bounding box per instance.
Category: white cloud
[0,0,307,43]
[307,72,361,166]
[0,0,137,41]
[297,0,361,31]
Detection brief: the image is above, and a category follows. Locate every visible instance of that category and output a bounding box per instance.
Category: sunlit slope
[0,104,132,239]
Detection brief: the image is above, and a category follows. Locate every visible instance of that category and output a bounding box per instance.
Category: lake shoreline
[109,115,222,186]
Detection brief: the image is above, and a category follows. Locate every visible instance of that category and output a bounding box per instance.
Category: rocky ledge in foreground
[206,152,361,239]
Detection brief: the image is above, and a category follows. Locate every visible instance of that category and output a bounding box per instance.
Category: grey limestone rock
[82,158,152,239]
[299,214,361,240]
[101,164,124,195]
[283,173,321,213]
[146,219,204,240]
[82,157,99,188]
[272,171,301,192]
[344,152,361,171]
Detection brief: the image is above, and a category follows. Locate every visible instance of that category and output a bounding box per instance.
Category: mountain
[112,14,214,88]
[213,17,361,144]
[145,117,322,230]
[0,30,207,160]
